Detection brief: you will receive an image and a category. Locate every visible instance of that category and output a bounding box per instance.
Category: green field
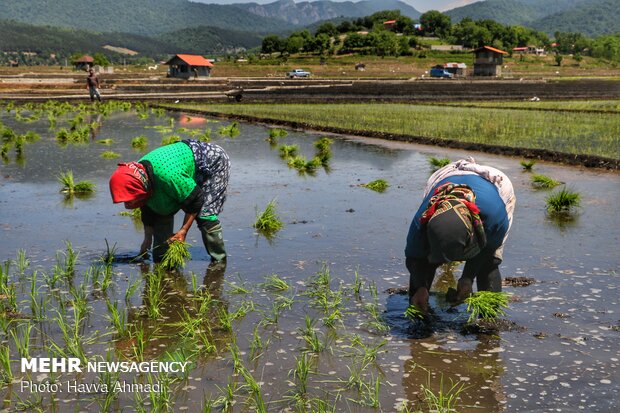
[168,102,620,160]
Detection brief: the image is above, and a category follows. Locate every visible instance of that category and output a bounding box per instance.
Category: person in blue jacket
[405,158,516,314]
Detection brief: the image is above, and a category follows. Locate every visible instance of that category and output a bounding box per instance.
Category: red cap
[109,163,149,203]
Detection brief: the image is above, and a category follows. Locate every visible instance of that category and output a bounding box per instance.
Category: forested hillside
[530,0,620,37]
[0,0,292,36]
[0,20,175,60]
[445,0,618,37]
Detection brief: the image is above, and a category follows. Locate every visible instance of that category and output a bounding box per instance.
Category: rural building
[383,20,397,31]
[165,54,214,79]
[74,55,94,71]
[513,46,546,56]
[473,46,507,77]
[444,62,467,77]
[431,45,464,51]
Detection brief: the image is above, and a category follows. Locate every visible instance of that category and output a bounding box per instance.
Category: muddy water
[1,108,618,412]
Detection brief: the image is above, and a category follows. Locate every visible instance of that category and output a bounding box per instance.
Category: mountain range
[0,0,616,60]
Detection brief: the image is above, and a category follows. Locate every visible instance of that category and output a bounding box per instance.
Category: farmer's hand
[169,228,187,244]
[139,225,154,256]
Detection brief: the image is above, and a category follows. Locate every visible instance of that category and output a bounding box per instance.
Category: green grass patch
[169,103,620,160]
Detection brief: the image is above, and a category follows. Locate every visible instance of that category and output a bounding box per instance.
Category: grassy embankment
[165,101,620,160]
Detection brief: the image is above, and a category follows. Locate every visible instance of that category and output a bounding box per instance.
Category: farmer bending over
[109,139,230,262]
[405,157,515,314]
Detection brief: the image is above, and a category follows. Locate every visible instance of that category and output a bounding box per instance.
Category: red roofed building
[473,46,508,77]
[383,20,397,31]
[165,54,214,79]
[74,55,94,71]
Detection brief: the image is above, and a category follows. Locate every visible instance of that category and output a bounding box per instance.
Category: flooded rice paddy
[0,103,619,412]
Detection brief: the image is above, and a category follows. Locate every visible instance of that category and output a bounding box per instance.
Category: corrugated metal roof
[445,62,467,68]
[165,54,214,67]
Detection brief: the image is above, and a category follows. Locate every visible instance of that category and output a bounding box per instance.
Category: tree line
[261,10,620,62]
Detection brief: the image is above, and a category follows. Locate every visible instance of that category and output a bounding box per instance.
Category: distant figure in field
[86,68,102,102]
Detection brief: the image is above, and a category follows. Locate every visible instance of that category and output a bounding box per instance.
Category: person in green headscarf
[405,158,516,315]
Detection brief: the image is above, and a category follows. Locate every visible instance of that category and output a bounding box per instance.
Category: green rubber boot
[199,220,226,262]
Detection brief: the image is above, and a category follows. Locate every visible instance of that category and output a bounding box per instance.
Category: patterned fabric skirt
[184,140,230,217]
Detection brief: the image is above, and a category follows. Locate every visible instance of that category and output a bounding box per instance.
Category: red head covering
[109,162,150,203]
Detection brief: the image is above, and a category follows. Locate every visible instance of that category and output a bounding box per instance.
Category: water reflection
[403,337,505,412]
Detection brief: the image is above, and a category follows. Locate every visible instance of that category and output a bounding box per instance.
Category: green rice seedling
[162,349,194,381]
[299,315,325,353]
[314,136,333,154]
[287,154,307,170]
[269,128,288,140]
[10,323,33,358]
[249,325,268,361]
[226,277,252,295]
[144,269,166,319]
[148,373,173,413]
[253,199,284,235]
[57,170,95,194]
[52,308,88,363]
[96,138,114,145]
[404,304,425,320]
[119,208,142,219]
[231,346,267,412]
[130,326,147,361]
[62,240,79,275]
[105,300,129,338]
[214,378,238,412]
[353,270,364,297]
[429,156,451,170]
[125,278,141,302]
[160,240,191,270]
[197,128,212,142]
[464,291,510,323]
[531,174,561,189]
[420,373,468,413]
[161,135,181,146]
[15,249,29,275]
[278,144,298,158]
[546,186,581,213]
[100,150,120,159]
[131,135,149,149]
[323,308,343,328]
[217,121,240,138]
[520,159,537,170]
[0,344,13,384]
[361,179,389,193]
[353,375,381,408]
[260,273,290,292]
[287,354,313,406]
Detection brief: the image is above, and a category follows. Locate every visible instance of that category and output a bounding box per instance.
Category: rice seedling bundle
[160,241,191,269]
[531,174,561,189]
[362,179,389,193]
[253,200,283,234]
[404,305,425,320]
[131,135,148,149]
[520,159,536,170]
[100,151,120,159]
[464,291,510,323]
[545,187,581,213]
[428,156,450,170]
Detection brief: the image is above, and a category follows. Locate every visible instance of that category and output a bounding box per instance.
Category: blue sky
[192,0,482,13]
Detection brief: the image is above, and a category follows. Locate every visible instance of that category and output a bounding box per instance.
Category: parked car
[287,69,311,78]
[429,67,454,78]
